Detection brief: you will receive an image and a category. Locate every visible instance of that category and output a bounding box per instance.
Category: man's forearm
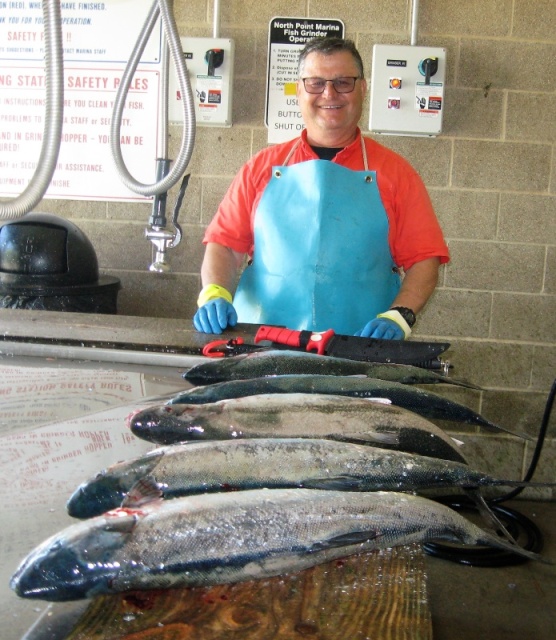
[390,257,440,314]
[200,242,244,294]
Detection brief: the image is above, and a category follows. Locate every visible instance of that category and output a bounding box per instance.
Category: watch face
[392,307,416,327]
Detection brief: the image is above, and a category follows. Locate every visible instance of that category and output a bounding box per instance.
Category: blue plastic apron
[233,137,401,334]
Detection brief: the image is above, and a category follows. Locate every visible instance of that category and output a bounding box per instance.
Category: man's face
[296,50,367,146]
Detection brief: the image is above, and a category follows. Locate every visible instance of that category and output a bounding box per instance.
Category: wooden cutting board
[65,544,432,640]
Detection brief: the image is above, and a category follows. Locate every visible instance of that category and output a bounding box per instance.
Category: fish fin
[481,536,554,565]
[302,476,366,491]
[332,431,399,447]
[102,511,140,533]
[463,488,518,546]
[476,418,534,442]
[499,427,535,442]
[435,375,483,391]
[121,476,164,509]
[367,431,400,445]
[447,378,483,391]
[363,397,393,405]
[487,480,556,488]
[311,530,383,552]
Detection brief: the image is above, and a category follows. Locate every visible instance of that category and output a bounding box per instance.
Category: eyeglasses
[301,77,360,94]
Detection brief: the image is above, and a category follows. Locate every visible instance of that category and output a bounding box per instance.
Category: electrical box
[369,44,446,137]
[168,37,234,127]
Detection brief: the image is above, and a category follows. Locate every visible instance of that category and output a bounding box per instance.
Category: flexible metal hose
[0,0,195,218]
[110,0,196,196]
[0,0,64,220]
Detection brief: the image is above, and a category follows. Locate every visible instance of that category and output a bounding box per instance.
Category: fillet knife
[254,326,450,365]
[202,326,450,368]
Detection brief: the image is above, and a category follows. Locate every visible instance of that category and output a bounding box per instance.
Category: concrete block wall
[38,0,555,489]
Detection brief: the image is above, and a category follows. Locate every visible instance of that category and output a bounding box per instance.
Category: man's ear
[360,77,368,99]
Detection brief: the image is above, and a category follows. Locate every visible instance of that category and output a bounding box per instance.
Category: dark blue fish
[183,350,481,389]
[67,439,552,520]
[168,375,529,440]
[12,489,549,601]
[129,392,469,463]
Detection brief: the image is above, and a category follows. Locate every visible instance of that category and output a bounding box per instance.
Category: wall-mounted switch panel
[369,44,446,137]
[168,37,234,127]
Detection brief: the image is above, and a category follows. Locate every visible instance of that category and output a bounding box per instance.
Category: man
[194,37,449,338]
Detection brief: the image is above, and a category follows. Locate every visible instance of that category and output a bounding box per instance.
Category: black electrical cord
[423,495,545,567]
[491,377,555,504]
[424,378,555,567]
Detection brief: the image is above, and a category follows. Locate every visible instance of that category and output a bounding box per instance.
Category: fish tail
[444,377,483,391]
[478,419,534,442]
[485,480,556,489]
[463,489,517,545]
[460,490,553,565]
[479,534,553,565]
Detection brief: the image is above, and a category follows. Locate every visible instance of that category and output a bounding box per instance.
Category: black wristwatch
[390,306,416,328]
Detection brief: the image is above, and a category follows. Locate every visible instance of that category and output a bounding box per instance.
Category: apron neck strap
[283,139,302,166]
[360,135,369,171]
[283,135,369,170]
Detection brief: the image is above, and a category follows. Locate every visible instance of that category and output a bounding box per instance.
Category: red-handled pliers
[202,337,246,358]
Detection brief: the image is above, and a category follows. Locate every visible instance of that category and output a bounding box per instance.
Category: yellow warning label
[284,82,297,95]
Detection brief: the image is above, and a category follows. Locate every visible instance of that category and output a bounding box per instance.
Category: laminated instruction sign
[265,17,344,144]
[0,0,162,202]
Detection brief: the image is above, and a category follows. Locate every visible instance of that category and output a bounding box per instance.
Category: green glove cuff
[197,284,233,307]
[376,310,412,339]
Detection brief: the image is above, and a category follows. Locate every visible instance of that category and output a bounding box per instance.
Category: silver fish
[129,392,468,463]
[184,350,481,389]
[67,438,547,520]
[12,489,548,601]
[168,375,529,440]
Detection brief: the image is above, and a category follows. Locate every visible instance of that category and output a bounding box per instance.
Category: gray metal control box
[168,37,235,127]
[369,44,446,137]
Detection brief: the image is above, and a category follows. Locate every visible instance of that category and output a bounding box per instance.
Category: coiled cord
[423,495,545,566]
[425,378,555,566]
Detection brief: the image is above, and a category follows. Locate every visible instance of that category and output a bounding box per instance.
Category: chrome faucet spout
[145,172,189,273]
[146,225,181,273]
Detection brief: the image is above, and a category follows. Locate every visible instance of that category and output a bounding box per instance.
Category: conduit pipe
[213,0,221,38]
[410,0,420,46]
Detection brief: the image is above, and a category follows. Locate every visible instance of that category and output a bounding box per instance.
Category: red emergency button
[389,78,402,89]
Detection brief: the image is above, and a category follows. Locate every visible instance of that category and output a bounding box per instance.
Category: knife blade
[254,325,450,365]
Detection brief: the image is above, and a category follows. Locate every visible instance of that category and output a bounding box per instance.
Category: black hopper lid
[0,212,119,295]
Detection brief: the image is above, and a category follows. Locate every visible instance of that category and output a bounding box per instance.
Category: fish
[167,375,530,440]
[129,392,469,463]
[12,489,549,602]
[66,438,552,520]
[183,350,481,389]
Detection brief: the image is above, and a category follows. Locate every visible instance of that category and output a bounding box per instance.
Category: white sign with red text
[0,0,162,201]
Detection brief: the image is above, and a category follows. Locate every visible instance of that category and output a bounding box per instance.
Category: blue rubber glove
[193,298,238,334]
[356,317,405,340]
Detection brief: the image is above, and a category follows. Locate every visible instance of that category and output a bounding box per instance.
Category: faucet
[145,165,189,273]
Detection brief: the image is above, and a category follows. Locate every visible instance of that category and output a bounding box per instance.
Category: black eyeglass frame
[300,76,361,94]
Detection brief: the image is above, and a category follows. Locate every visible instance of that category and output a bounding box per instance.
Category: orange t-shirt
[204,129,449,271]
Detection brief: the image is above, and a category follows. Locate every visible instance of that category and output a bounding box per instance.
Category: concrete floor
[425,500,556,640]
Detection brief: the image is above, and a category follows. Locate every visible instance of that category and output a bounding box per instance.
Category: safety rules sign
[0,0,161,202]
[265,17,344,144]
